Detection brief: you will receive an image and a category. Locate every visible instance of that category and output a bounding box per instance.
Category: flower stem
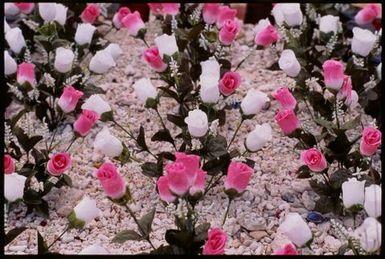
[65,137,77,152]
[46,224,70,251]
[227,118,244,150]
[234,47,255,72]
[334,97,340,129]
[222,198,233,227]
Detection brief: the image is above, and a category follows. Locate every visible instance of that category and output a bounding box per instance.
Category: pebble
[323,235,342,252]
[281,192,295,203]
[250,231,268,241]
[8,246,27,252]
[238,214,266,231]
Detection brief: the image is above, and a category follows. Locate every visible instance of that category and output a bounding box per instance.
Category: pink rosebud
[156,176,176,203]
[355,4,381,25]
[275,109,300,135]
[148,3,162,14]
[337,75,352,100]
[47,152,71,176]
[202,3,220,24]
[174,152,201,185]
[224,161,253,194]
[189,169,207,196]
[58,86,84,113]
[95,162,126,199]
[219,19,240,46]
[4,154,15,174]
[216,5,237,28]
[80,4,100,24]
[273,243,299,255]
[164,162,190,196]
[121,11,145,36]
[143,47,167,72]
[73,109,100,137]
[202,228,228,255]
[14,3,35,14]
[254,19,279,47]
[161,3,180,16]
[17,62,35,86]
[219,71,241,96]
[360,127,381,156]
[272,86,297,110]
[300,148,327,172]
[322,60,344,91]
[112,7,131,29]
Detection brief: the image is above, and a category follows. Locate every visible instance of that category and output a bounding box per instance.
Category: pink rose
[95,162,126,199]
[272,86,297,110]
[202,228,228,255]
[174,152,201,185]
[14,3,35,14]
[337,75,352,100]
[275,109,300,135]
[216,5,237,28]
[121,11,145,36]
[224,161,253,194]
[73,109,100,137]
[112,7,131,29]
[322,60,344,90]
[219,19,240,46]
[355,4,381,25]
[80,4,100,24]
[156,176,176,203]
[255,24,279,47]
[4,154,15,174]
[273,244,299,255]
[164,162,190,196]
[161,3,180,16]
[202,3,220,24]
[189,169,207,196]
[17,62,35,86]
[300,148,327,172]
[143,47,167,72]
[219,71,241,96]
[148,3,162,15]
[360,127,381,156]
[58,86,84,113]
[47,152,71,176]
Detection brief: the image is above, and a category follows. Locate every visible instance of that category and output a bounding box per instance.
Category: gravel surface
[5,21,380,255]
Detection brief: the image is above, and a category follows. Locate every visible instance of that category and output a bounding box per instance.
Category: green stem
[334,97,340,129]
[227,119,244,150]
[204,175,215,195]
[234,47,255,72]
[65,137,77,152]
[46,224,70,251]
[222,198,232,226]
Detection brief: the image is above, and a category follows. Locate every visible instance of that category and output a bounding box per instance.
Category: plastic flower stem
[46,223,70,251]
[65,137,77,152]
[303,99,316,122]
[227,118,245,150]
[48,113,64,152]
[221,198,233,227]
[155,108,177,150]
[234,46,256,72]
[334,97,340,129]
[204,175,215,195]
[241,150,248,157]
[141,38,150,48]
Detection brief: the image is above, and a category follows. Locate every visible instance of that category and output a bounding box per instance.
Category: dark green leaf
[4,228,27,247]
[116,142,131,166]
[167,114,186,127]
[193,223,210,242]
[296,165,312,179]
[206,135,227,158]
[137,126,148,151]
[151,129,175,146]
[100,111,114,122]
[329,169,351,190]
[165,230,193,250]
[138,208,156,238]
[111,230,143,243]
[159,87,179,101]
[23,189,43,205]
[82,84,106,97]
[340,116,361,130]
[13,127,43,153]
[141,162,161,178]
[37,231,48,254]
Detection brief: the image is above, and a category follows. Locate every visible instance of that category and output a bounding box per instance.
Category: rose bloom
[156,176,176,203]
[80,4,100,24]
[164,162,190,196]
[202,3,220,24]
[355,4,381,25]
[143,47,167,72]
[274,109,300,135]
[174,152,201,185]
[273,243,299,255]
[74,109,100,137]
[254,18,279,47]
[112,7,131,29]
[300,148,327,172]
[17,62,35,86]
[47,152,72,176]
[322,59,344,91]
[360,127,381,156]
[4,154,15,174]
[219,19,240,46]
[148,3,162,15]
[202,228,228,255]
[95,162,126,199]
[161,3,180,16]
[14,3,35,14]
[224,160,253,194]
[216,5,237,28]
[121,11,145,36]
[219,71,241,96]
[272,86,297,110]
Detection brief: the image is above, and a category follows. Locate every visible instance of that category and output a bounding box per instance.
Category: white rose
[200,57,221,80]
[377,63,381,80]
[319,15,340,34]
[81,94,112,116]
[341,178,365,209]
[354,217,382,253]
[5,18,11,34]
[54,47,74,73]
[184,109,209,138]
[4,173,27,202]
[364,184,381,218]
[240,89,269,116]
[89,50,116,74]
[281,3,303,27]
[199,75,220,103]
[154,34,179,58]
[5,51,17,75]
[5,3,20,16]
[79,244,110,255]
[38,3,57,22]
[72,196,100,225]
[54,4,68,26]
[74,23,97,46]
[245,123,272,152]
[132,78,158,103]
[94,126,123,158]
[271,4,285,26]
[279,212,312,247]
[351,27,377,57]
[345,90,359,110]
[103,43,122,62]
[278,49,301,77]
[5,27,26,54]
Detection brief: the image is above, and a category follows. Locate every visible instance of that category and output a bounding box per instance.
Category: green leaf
[150,245,174,254]
[314,195,343,215]
[141,162,161,178]
[111,230,143,243]
[340,116,361,130]
[138,208,156,238]
[368,167,381,185]
[329,169,351,190]
[9,109,27,129]
[37,231,48,254]
[100,111,114,122]
[137,126,148,151]
[151,129,175,146]
[206,135,227,158]
[159,87,179,101]
[4,228,27,247]
[188,24,205,40]
[296,165,312,179]
[193,223,210,242]
[167,114,186,128]
[309,179,331,196]
[23,189,43,205]
[13,127,43,153]
[34,200,49,218]
[116,142,131,166]
[82,84,106,97]
[165,230,193,250]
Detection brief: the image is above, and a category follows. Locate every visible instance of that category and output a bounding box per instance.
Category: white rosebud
[54,4,68,26]
[245,123,272,152]
[240,89,269,116]
[4,173,27,202]
[154,34,179,58]
[73,196,100,225]
[354,217,381,253]
[54,47,74,73]
[279,212,312,247]
[319,15,340,34]
[89,50,116,74]
[132,78,158,103]
[364,184,381,218]
[200,57,221,80]
[199,75,220,103]
[103,43,122,62]
[184,109,209,138]
[5,51,17,75]
[377,63,381,80]
[79,244,110,255]
[5,27,26,54]
[94,126,123,158]
[74,23,97,46]
[4,18,11,34]
[38,3,57,22]
[351,27,377,57]
[271,4,285,26]
[81,94,112,116]
[278,49,301,77]
[281,3,303,27]
[345,90,359,110]
[341,178,365,209]
[5,3,20,16]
